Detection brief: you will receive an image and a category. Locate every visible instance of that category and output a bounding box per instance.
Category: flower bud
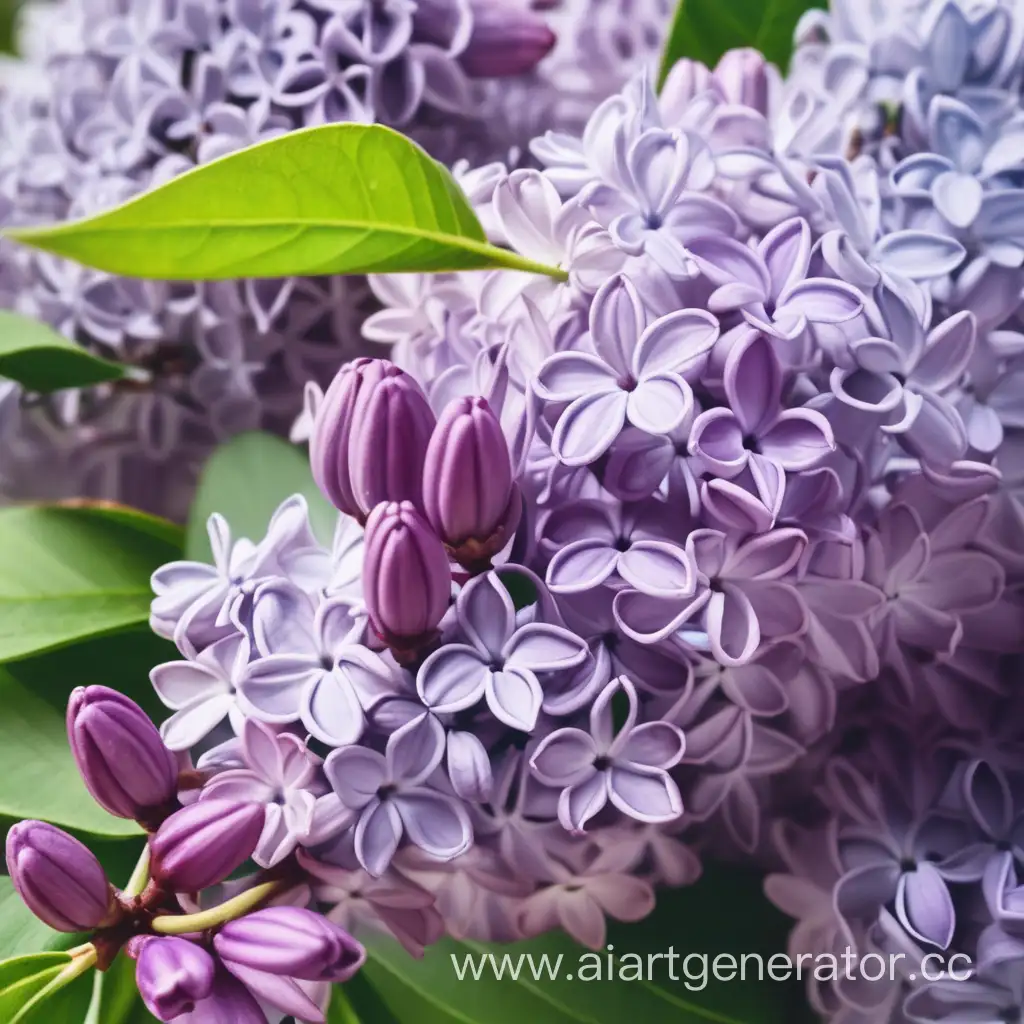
[6,821,114,932]
[214,907,365,982]
[363,500,451,652]
[713,48,770,116]
[136,937,216,1022]
[67,686,178,823]
[149,800,265,893]
[310,359,436,521]
[659,58,715,123]
[423,396,522,563]
[460,0,556,78]
[309,357,375,518]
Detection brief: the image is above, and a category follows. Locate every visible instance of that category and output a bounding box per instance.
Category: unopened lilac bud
[136,937,216,1021]
[149,800,265,892]
[6,821,114,932]
[67,686,178,823]
[310,357,375,519]
[460,0,556,77]
[310,359,436,521]
[423,396,522,564]
[713,48,770,116]
[214,907,366,982]
[659,57,716,122]
[363,500,451,651]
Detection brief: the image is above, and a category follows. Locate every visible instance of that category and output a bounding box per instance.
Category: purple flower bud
[423,396,522,562]
[713,48,770,116]
[310,357,376,519]
[310,359,435,521]
[6,821,114,932]
[460,0,556,78]
[149,800,265,893]
[659,58,716,121]
[363,500,451,651]
[67,686,178,823]
[136,937,216,1022]
[214,906,365,982]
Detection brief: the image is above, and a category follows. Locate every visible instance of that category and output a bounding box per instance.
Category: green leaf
[657,0,824,85]
[5,627,176,727]
[0,952,93,1024]
[0,506,179,662]
[0,961,66,1023]
[8,125,567,282]
[0,312,125,392]
[50,501,185,551]
[187,430,336,561]
[0,668,141,837]
[0,883,65,962]
[359,865,812,1024]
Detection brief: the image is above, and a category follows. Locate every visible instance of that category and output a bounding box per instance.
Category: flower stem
[10,947,98,1024]
[150,880,280,935]
[123,845,151,899]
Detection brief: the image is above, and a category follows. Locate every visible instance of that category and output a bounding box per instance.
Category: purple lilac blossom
[129,0,1024,994]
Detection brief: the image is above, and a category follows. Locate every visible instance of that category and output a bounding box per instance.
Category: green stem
[150,880,280,936]
[10,947,97,1024]
[123,845,151,899]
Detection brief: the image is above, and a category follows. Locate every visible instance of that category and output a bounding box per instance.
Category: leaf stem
[150,880,280,935]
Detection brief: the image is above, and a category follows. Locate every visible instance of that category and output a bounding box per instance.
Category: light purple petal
[503,623,589,673]
[551,390,629,466]
[486,667,543,731]
[417,644,487,712]
[607,765,683,823]
[530,728,599,787]
[355,799,404,877]
[396,790,472,862]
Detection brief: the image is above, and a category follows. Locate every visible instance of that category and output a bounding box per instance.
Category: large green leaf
[8,125,566,282]
[0,312,125,391]
[0,955,69,1024]
[0,883,64,962]
[0,668,140,837]
[0,506,179,662]
[658,0,824,85]
[186,431,336,561]
[360,866,812,1024]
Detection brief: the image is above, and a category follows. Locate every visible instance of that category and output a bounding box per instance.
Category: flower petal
[626,373,693,435]
[607,765,683,823]
[396,790,473,862]
[355,799,404,877]
[486,667,543,731]
[530,728,599,787]
[551,390,629,466]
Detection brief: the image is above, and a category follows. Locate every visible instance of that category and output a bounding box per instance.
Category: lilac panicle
[66,685,178,823]
[5,820,114,933]
[213,906,365,982]
[362,500,452,651]
[423,395,522,558]
[149,800,266,893]
[136,937,216,1023]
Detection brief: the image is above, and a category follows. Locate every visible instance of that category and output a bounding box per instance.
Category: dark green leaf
[187,431,336,561]
[0,953,76,1024]
[5,628,177,725]
[0,884,64,963]
[0,312,125,391]
[657,0,824,85]
[8,125,566,282]
[0,668,140,837]
[359,865,812,1024]
[11,962,93,1024]
[0,506,179,661]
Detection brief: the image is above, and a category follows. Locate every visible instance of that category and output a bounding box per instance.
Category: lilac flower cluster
[0,0,562,518]
[7,684,365,1023]
[128,0,1023,1012]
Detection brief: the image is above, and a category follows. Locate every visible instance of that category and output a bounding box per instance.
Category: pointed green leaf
[657,0,824,86]
[0,954,71,1024]
[0,668,141,837]
[0,506,180,662]
[8,125,567,282]
[186,431,336,561]
[0,312,125,391]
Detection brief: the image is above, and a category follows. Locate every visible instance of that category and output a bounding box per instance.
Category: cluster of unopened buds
[310,357,523,660]
[6,686,364,1023]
